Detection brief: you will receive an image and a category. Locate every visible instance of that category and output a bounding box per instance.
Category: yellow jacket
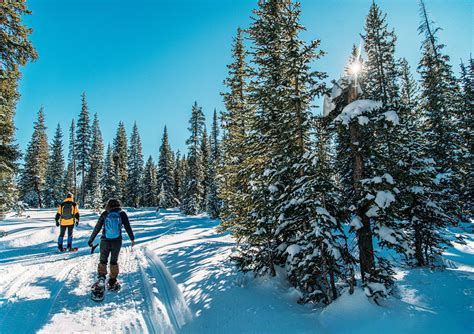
[56,198,80,226]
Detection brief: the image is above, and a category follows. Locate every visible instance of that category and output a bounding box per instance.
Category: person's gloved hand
[55,221,59,227]
[88,240,93,247]
[75,221,79,227]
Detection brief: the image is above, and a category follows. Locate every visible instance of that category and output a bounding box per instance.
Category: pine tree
[19,107,49,207]
[181,102,205,215]
[362,1,399,106]
[207,109,221,218]
[173,151,183,204]
[458,58,473,217]
[0,0,37,213]
[44,124,65,207]
[157,126,176,208]
[113,122,128,202]
[126,122,144,208]
[235,0,327,278]
[396,58,450,267]
[417,0,463,215]
[143,156,158,207]
[64,119,77,199]
[220,27,254,233]
[85,114,104,210]
[200,126,210,212]
[76,92,92,206]
[102,144,118,203]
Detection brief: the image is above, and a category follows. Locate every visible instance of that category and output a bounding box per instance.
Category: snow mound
[335,100,382,126]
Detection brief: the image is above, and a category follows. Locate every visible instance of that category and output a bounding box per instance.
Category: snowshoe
[67,247,79,252]
[107,279,121,292]
[91,278,106,302]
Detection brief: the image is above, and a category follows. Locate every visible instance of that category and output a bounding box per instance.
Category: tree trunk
[348,83,375,282]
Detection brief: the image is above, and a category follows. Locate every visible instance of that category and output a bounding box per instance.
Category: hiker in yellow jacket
[55,193,80,251]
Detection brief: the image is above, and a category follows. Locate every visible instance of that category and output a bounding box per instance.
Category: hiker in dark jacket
[88,198,135,289]
[55,192,80,251]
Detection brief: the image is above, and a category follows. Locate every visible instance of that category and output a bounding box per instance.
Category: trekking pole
[90,243,99,254]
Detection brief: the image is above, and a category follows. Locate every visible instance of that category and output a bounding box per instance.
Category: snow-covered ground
[0,209,472,334]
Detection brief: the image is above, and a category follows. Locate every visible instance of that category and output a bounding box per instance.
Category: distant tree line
[17,96,222,218]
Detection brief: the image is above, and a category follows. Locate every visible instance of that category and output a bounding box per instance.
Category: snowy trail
[0,209,193,334]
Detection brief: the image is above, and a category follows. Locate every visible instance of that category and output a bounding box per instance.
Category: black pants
[58,225,74,248]
[99,239,122,265]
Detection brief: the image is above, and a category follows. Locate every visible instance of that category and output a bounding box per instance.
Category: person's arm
[73,203,80,224]
[121,212,135,243]
[55,205,61,226]
[88,212,106,246]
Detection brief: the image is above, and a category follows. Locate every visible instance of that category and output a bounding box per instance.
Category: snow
[383,110,400,125]
[0,209,473,334]
[350,215,363,230]
[335,99,382,126]
[375,190,396,209]
[285,244,301,258]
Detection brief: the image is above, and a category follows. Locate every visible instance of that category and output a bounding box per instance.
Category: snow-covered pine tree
[126,122,144,208]
[157,126,176,208]
[113,122,128,202]
[19,107,49,207]
[64,119,78,199]
[200,126,210,212]
[220,27,254,234]
[102,144,118,203]
[84,114,104,210]
[417,0,463,217]
[44,124,65,207]
[181,102,206,215]
[0,0,37,213]
[76,92,91,206]
[207,109,221,218]
[284,116,355,304]
[457,58,473,217]
[143,156,158,207]
[173,151,183,205]
[178,154,188,204]
[396,58,451,267]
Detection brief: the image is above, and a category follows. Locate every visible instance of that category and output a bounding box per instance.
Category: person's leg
[66,225,74,249]
[109,240,122,282]
[98,240,110,279]
[58,225,66,250]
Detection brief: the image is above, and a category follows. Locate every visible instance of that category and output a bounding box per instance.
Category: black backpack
[61,202,75,220]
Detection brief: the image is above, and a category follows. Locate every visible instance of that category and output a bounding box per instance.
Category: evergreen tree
[458,58,473,217]
[0,0,37,212]
[396,58,450,267]
[417,0,463,214]
[235,0,327,278]
[102,144,118,203]
[200,126,210,212]
[126,122,144,208]
[64,119,77,199]
[76,92,91,206]
[181,102,205,215]
[362,2,399,106]
[143,156,158,207]
[157,126,176,208]
[113,122,128,202]
[220,27,254,233]
[44,124,65,207]
[207,109,221,218]
[19,107,49,207]
[85,114,104,210]
[173,151,183,204]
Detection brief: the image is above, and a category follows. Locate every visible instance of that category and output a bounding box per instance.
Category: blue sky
[16,0,473,159]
